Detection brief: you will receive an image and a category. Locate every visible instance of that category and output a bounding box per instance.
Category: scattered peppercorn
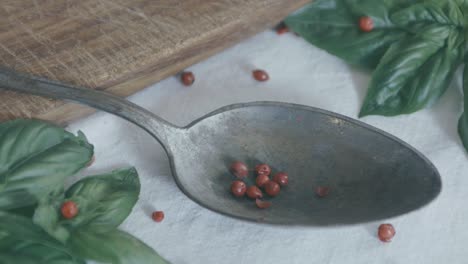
[315,186,330,198]
[378,224,395,242]
[256,174,270,188]
[252,70,269,82]
[152,211,165,223]
[181,71,195,86]
[255,164,271,176]
[264,181,280,197]
[230,161,249,179]
[359,16,374,32]
[61,201,78,219]
[273,172,288,186]
[246,186,263,199]
[231,181,247,197]
[255,198,272,209]
[276,23,289,35]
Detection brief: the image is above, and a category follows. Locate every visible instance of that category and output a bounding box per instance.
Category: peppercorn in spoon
[0,68,441,226]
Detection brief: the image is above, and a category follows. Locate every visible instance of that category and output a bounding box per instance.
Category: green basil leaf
[458,64,468,152]
[359,26,461,116]
[0,119,91,175]
[444,0,465,26]
[7,204,37,218]
[391,1,464,28]
[0,239,86,264]
[391,3,451,26]
[455,0,468,10]
[0,253,38,264]
[285,0,417,68]
[0,241,86,264]
[0,119,94,210]
[65,167,140,232]
[347,0,421,25]
[33,190,69,243]
[0,211,84,264]
[69,228,169,264]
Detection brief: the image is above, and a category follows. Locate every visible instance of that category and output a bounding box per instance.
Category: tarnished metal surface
[0,68,441,226]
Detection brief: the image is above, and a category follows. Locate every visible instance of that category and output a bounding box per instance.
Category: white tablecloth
[68,29,468,264]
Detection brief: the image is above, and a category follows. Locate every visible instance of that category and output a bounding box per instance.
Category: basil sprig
[0,119,169,264]
[286,0,468,152]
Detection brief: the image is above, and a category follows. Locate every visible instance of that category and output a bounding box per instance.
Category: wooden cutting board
[0,0,309,124]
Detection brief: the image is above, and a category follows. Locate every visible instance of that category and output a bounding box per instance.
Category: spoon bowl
[0,69,441,226]
[170,102,440,225]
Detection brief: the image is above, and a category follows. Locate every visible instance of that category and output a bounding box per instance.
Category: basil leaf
[458,64,468,152]
[0,241,86,264]
[7,204,36,218]
[0,120,94,210]
[444,0,465,26]
[64,167,140,232]
[285,0,417,68]
[391,3,451,26]
[32,168,140,242]
[0,253,38,264]
[455,0,468,11]
[0,239,85,264]
[347,0,421,25]
[0,211,84,264]
[33,190,69,243]
[69,228,169,264]
[0,119,91,175]
[359,26,461,116]
[391,1,464,28]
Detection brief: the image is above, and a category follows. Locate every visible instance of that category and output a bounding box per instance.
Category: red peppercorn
[256,174,270,188]
[230,161,248,179]
[359,16,374,32]
[378,224,396,242]
[181,71,195,86]
[152,211,165,223]
[276,24,289,35]
[252,70,269,82]
[273,172,288,186]
[86,155,95,167]
[255,198,272,209]
[61,201,78,219]
[246,186,263,199]
[315,186,330,198]
[264,181,280,197]
[255,164,271,176]
[231,181,247,197]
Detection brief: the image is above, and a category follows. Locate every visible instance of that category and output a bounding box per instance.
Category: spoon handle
[0,68,177,146]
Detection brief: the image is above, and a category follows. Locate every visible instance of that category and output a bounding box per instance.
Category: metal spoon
[0,68,441,226]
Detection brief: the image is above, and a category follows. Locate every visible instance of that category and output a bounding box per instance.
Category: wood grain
[0,0,309,124]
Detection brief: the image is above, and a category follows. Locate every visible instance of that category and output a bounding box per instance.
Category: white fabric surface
[68,30,468,264]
